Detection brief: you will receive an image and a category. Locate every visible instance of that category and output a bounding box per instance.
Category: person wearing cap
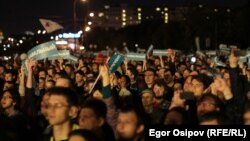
[141,89,165,125]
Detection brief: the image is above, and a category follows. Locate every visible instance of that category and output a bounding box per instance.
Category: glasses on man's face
[47,103,69,110]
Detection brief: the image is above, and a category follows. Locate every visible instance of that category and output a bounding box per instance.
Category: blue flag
[28,41,58,60]
[108,53,125,73]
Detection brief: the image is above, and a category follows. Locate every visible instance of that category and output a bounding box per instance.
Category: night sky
[0,0,248,35]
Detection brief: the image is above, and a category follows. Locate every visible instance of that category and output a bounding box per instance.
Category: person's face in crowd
[164,110,183,125]
[4,73,13,82]
[3,81,14,91]
[40,93,49,119]
[47,95,72,126]
[173,83,182,92]
[246,91,250,101]
[183,76,192,92]
[164,70,174,84]
[144,70,155,86]
[200,119,219,125]
[45,81,55,90]
[119,76,127,88]
[1,91,15,110]
[153,84,164,99]
[199,69,207,74]
[141,92,154,107]
[47,68,54,77]
[183,69,190,78]
[78,108,104,130]
[75,73,84,84]
[38,78,45,89]
[126,70,135,82]
[39,71,46,79]
[178,64,186,74]
[92,90,103,100]
[197,98,219,117]
[56,78,71,88]
[157,68,165,79]
[136,65,143,74]
[81,66,88,74]
[86,73,94,79]
[191,79,205,97]
[65,66,73,75]
[54,74,61,82]
[154,58,160,66]
[223,72,231,88]
[0,66,5,75]
[116,111,144,140]
[92,64,98,72]
[171,90,185,107]
[175,72,182,79]
[243,110,250,125]
[69,135,87,141]
[78,59,84,66]
[84,82,94,93]
[131,61,137,66]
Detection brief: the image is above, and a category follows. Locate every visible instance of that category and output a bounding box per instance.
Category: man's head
[116,106,145,141]
[75,70,85,84]
[141,89,154,108]
[197,93,223,118]
[1,88,20,111]
[46,87,78,126]
[56,75,73,88]
[78,98,107,130]
[144,68,156,87]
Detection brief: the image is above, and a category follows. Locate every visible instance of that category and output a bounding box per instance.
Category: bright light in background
[37,30,41,34]
[58,34,63,38]
[3,48,6,51]
[85,26,91,32]
[156,7,160,11]
[16,43,19,46]
[19,40,23,44]
[98,12,104,17]
[89,13,94,17]
[42,30,46,34]
[56,40,68,45]
[88,21,92,25]
[135,44,138,47]
[81,0,87,2]
[68,43,75,50]
[78,30,83,34]
[7,44,10,48]
[50,36,54,40]
[80,46,85,50]
[55,36,59,40]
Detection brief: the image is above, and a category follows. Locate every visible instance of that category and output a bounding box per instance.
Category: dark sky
[0,0,248,35]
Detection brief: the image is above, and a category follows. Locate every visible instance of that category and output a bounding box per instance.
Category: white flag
[39,19,63,33]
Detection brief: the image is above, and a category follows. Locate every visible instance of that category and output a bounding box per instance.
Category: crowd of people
[0,50,250,141]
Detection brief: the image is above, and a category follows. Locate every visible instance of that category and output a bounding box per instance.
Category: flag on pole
[39,18,63,33]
